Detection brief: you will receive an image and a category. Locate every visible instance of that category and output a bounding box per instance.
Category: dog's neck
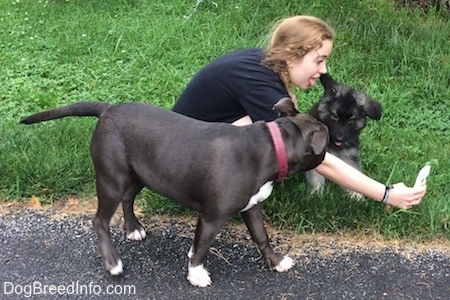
[266,121,288,181]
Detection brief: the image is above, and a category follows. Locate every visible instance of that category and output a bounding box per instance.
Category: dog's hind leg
[187,214,228,287]
[93,178,126,276]
[241,203,294,272]
[121,181,146,241]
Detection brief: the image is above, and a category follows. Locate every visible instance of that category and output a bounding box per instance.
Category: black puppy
[306,73,382,199]
[20,99,328,287]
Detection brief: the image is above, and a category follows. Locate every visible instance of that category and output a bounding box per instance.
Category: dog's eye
[348,116,360,123]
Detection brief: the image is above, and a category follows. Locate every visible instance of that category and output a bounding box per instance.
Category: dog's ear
[273,98,298,117]
[355,91,383,120]
[319,73,338,98]
[319,73,336,90]
[310,128,329,155]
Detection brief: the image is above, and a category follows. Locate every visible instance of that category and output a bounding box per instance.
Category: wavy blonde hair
[262,16,335,90]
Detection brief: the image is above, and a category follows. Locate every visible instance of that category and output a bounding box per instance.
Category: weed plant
[1,0,449,240]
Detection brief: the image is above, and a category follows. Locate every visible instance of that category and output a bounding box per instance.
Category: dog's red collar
[267,121,288,181]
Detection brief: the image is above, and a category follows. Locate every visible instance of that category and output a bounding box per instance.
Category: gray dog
[306,73,382,199]
[20,98,328,287]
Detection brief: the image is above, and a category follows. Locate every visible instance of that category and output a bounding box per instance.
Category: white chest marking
[240,181,274,212]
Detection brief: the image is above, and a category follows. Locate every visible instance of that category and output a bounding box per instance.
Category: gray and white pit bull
[20,98,328,287]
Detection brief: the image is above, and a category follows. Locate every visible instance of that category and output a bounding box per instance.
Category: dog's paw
[348,190,365,201]
[127,228,146,241]
[309,187,324,197]
[274,256,295,272]
[187,246,194,259]
[108,259,124,276]
[187,264,212,287]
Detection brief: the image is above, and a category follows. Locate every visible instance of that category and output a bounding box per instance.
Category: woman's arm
[315,153,427,209]
[232,116,427,209]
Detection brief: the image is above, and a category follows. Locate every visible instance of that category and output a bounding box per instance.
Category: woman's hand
[315,153,428,208]
[387,182,427,209]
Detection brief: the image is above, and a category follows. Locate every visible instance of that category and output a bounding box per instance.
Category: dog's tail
[20,101,112,124]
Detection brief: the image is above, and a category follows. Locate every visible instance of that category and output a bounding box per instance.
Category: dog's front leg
[121,182,146,240]
[240,204,294,272]
[305,169,326,195]
[187,214,227,287]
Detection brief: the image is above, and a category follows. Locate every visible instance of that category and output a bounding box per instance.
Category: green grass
[1,0,449,241]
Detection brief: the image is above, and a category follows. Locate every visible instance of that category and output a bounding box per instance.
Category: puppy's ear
[273,98,298,117]
[319,73,336,90]
[355,91,383,120]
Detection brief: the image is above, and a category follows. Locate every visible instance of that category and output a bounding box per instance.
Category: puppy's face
[314,74,382,148]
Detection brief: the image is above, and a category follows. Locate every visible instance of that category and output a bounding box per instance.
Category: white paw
[348,191,364,201]
[187,264,211,287]
[127,228,146,241]
[109,259,123,275]
[274,256,294,272]
[187,246,194,259]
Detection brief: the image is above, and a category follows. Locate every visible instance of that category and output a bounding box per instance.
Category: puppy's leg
[241,203,294,272]
[121,181,146,241]
[305,169,326,195]
[343,158,365,200]
[187,214,228,287]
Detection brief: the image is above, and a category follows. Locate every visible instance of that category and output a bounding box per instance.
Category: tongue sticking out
[334,141,343,147]
[308,78,316,86]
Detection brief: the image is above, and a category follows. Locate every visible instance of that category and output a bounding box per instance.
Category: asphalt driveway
[0,203,449,299]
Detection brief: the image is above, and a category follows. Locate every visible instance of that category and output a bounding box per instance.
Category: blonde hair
[262,16,335,90]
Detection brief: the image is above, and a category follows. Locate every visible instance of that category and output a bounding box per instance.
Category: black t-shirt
[172,48,289,123]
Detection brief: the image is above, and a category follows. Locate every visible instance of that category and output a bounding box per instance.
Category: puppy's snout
[330,128,346,146]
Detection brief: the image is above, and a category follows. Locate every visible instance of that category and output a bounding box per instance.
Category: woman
[173,15,426,209]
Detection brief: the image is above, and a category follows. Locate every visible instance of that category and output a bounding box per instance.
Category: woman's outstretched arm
[315,153,427,209]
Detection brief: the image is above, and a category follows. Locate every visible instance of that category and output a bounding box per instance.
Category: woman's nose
[320,63,327,74]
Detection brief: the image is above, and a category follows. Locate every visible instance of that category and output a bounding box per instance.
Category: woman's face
[288,39,333,90]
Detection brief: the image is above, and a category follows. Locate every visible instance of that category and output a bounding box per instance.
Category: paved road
[0,206,449,299]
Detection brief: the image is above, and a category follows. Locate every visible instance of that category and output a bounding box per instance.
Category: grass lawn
[1,0,449,241]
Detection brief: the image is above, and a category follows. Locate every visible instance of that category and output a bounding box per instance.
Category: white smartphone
[414,164,431,188]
